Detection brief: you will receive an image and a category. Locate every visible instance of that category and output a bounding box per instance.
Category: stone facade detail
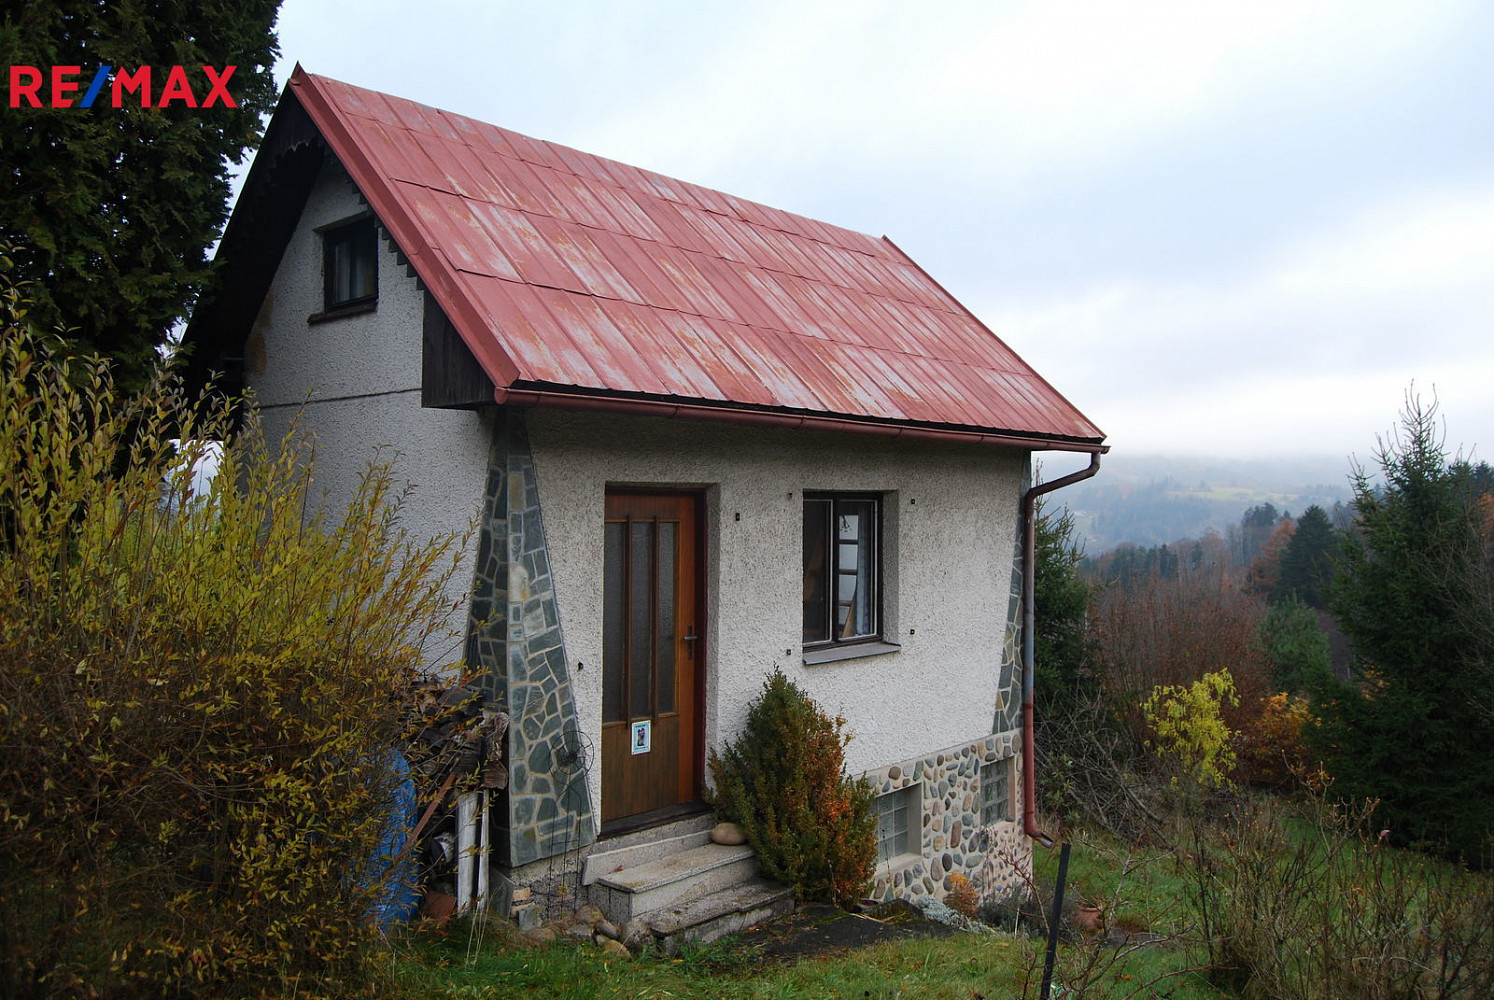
[467,409,595,867]
[864,732,1030,906]
[994,457,1031,735]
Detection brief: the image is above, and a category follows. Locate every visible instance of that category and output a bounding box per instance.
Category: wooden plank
[421,291,495,408]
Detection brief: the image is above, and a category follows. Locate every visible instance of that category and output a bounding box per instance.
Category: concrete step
[582,824,713,886]
[593,843,757,923]
[650,878,795,951]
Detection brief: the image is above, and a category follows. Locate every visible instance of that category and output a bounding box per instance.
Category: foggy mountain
[1053,453,1358,553]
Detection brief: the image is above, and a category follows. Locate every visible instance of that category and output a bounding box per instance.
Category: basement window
[316,215,378,318]
[875,785,920,865]
[980,758,1013,825]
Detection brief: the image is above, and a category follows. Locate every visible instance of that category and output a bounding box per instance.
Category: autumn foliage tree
[1243,516,1295,597]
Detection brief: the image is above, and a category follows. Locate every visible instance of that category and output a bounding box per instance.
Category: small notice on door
[630,720,651,755]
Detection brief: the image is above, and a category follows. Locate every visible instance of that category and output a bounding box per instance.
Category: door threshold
[599,800,711,840]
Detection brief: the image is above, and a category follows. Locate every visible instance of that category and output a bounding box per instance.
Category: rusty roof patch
[285,70,1104,449]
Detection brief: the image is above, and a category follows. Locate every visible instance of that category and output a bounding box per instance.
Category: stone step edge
[595,843,755,894]
[647,877,795,939]
[581,828,713,886]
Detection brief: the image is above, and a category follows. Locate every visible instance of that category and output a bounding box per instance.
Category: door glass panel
[603,521,625,722]
[628,520,655,719]
[656,521,676,714]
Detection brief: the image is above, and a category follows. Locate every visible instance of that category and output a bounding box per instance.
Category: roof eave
[497,383,1107,453]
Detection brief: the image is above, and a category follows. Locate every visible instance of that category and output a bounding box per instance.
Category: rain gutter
[1020,449,1104,848]
[496,386,1104,453]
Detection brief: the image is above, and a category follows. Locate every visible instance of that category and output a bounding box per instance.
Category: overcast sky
[266,0,1493,468]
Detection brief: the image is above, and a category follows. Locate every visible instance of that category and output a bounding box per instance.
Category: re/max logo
[8,65,238,108]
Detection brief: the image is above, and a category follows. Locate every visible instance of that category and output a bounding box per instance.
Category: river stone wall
[864,732,1030,906]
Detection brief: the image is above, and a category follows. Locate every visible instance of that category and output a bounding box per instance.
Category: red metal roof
[289,69,1104,450]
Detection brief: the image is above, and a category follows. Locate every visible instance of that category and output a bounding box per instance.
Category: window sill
[803,640,901,666]
[877,851,924,875]
[307,300,377,324]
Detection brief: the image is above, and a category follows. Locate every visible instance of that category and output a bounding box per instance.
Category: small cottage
[184,68,1105,936]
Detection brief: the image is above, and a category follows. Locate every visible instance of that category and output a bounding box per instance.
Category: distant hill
[1055,454,1356,552]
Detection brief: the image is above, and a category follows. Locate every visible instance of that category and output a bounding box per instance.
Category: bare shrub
[1091,569,1271,733]
[1187,797,1494,1000]
[1034,691,1165,845]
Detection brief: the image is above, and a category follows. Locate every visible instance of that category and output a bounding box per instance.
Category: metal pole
[1040,842,1071,998]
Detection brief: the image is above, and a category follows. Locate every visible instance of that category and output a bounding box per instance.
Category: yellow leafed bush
[0,253,466,998]
[1140,669,1239,790]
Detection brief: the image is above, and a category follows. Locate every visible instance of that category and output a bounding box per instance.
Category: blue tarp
[366,751,420,929]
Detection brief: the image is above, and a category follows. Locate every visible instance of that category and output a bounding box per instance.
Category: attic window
[319,215,377,316]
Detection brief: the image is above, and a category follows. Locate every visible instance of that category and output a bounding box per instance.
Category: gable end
[183,93,327,398]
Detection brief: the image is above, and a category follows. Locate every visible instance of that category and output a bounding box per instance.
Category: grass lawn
[394,919,1224,1000]
[399,927,1028,1000]
[389,797,1494,1000]
[392,830,1228,1000]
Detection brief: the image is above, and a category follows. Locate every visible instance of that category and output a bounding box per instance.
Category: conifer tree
[1313,396,1494,863]
[1034,499,1096,714]
[0,2,281,392]
[1273,504,1338,608]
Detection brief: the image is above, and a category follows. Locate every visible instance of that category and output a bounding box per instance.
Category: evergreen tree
[1272,504,1338,608]
[1313,396,1494,863]
[0,2,281,392]
[707,669,876,905]
[1034,499,1095,714]
[1259,596,1332,693]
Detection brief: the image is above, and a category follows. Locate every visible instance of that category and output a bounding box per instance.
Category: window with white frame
[802,494,880,646]
[875,785,920,864]
[980,758,1013,825]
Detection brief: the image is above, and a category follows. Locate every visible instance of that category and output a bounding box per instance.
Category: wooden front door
[601,492,703,827]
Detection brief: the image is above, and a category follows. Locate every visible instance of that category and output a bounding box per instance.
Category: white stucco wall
[525,407,1025,822]
[241,157,1027,849]
[243,160,490,667]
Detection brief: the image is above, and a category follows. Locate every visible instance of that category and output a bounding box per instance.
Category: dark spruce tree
[1272,504,1338,608]
[0,2,281,393]
[1034,498,1096,713]
[1313,396,1494,864]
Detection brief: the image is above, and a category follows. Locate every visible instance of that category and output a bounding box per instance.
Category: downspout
[1020,449,1104,848]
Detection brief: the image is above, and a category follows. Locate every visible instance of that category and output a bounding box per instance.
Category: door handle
[682,629,697,660]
